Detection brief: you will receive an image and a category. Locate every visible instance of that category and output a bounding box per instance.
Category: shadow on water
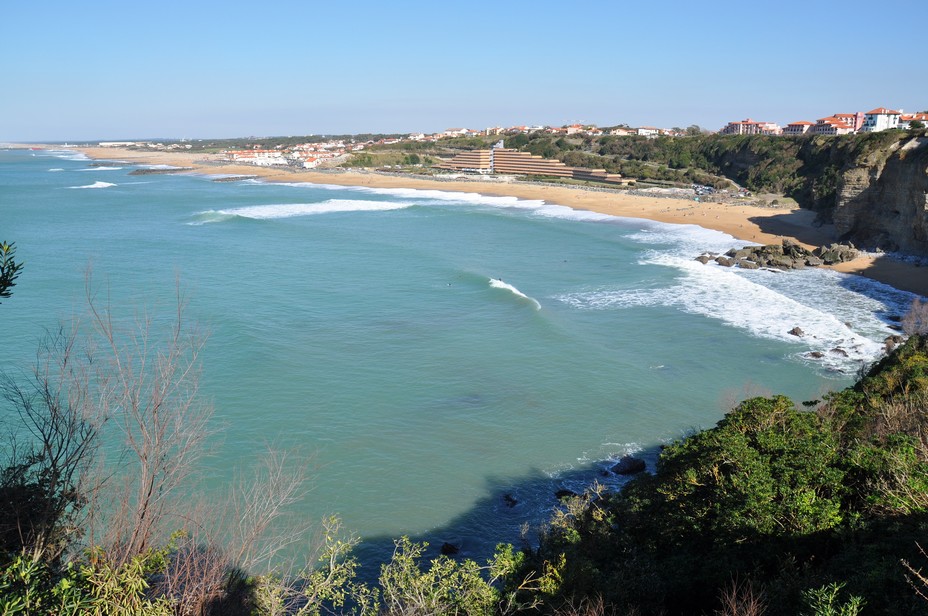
[349,444,666,584]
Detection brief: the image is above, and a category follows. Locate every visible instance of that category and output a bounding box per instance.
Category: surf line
[489,278,541,310]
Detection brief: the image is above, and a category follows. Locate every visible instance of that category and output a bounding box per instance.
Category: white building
[861,107,902,132]
[898,113,928,129]
[719,119,782,136]
[782,121,814,136]
[810,116,854,136]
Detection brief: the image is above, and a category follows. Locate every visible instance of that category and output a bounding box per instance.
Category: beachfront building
[898,113,928,129]
[782,121,814,136]
[436,144,628,185]
[636,127,661,137]
[225,149,288,166]
[861,107,902,132]
[810,116,855,135]
[99,141,149,148]
[719,119,782,136]
[437,149,493,174]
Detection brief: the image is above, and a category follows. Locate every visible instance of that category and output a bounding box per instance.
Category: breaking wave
[69,181,116,189]
[189,199,414,223]
[490,278,541,310]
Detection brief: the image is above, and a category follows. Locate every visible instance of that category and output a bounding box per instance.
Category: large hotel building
[436,142,628,186]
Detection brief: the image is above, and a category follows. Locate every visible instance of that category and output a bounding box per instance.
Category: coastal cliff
[683,131,928,255]
[829,136,928,254]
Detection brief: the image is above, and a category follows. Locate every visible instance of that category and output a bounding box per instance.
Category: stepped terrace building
[436,145,628,185]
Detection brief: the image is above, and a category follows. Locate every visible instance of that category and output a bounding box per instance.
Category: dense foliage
[517,334,928,615]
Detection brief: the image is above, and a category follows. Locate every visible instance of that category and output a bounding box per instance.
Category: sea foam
[39,150,88,161]
[192,199,414,222]
[557,223,912,374]
[69,181,116,189]
[489,278,541,310]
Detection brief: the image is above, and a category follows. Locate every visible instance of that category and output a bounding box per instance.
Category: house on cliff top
[861,107,902,132]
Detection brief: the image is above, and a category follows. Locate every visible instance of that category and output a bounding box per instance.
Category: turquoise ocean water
[0,148,918,565]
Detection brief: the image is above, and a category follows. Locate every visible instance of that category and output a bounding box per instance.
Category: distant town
[96,105,926,171]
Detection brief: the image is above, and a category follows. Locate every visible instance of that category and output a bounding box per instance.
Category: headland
[72,145,928,298]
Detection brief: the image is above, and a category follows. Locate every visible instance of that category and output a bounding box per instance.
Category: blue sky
[2,0,925,141]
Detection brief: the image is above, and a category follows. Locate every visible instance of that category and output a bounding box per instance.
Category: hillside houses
[725,106,922,137]
[719,119,783,136]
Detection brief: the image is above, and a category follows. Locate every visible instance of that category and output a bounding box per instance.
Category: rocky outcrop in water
[128,167,194,175]
[696,240,858,271]
[611,456,646,475]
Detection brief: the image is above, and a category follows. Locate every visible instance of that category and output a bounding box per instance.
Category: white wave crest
[48,168,64,172]
[39,150,88,161]
[196,199,414,221]
[555,253,907,373]
[80,166,122,171]
[289,182,625,223]
[489,279,541,310]
[69,181,116,189]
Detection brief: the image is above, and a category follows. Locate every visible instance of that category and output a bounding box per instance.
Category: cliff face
[832,137,928,255]
[696,132,928,256]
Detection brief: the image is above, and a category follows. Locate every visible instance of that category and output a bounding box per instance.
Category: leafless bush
[903,543,928,604]
[716,579,766,616]
[903,298,928,336]
[153,447,313,614]
[82,277,214,567]
[872,393,928,453]
[0,323,106,560]
[551,595,615,616]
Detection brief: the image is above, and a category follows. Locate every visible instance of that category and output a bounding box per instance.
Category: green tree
[0,242,23,303]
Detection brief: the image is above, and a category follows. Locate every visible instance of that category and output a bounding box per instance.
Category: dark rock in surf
[611,456,646,475]
[441,542,459,555]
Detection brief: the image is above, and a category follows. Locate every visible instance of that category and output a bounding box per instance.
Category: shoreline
[63,146,928,298]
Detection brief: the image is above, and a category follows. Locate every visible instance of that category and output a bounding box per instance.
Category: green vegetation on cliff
[516,334,928,615]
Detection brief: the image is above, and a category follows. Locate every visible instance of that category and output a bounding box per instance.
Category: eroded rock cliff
[831,137,928,255]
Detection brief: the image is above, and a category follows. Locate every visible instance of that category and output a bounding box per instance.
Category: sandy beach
[74,146,928,298]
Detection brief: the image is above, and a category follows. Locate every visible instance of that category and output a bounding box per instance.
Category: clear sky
[2,0,925,141]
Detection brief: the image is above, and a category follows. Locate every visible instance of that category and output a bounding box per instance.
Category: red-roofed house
[782,121,815,136]
[833,112,865,132]
[609,127,635,136]
[898,113,928,129]
[719,119,782,136]
[810,116,854,136]
[861,107,902,132]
